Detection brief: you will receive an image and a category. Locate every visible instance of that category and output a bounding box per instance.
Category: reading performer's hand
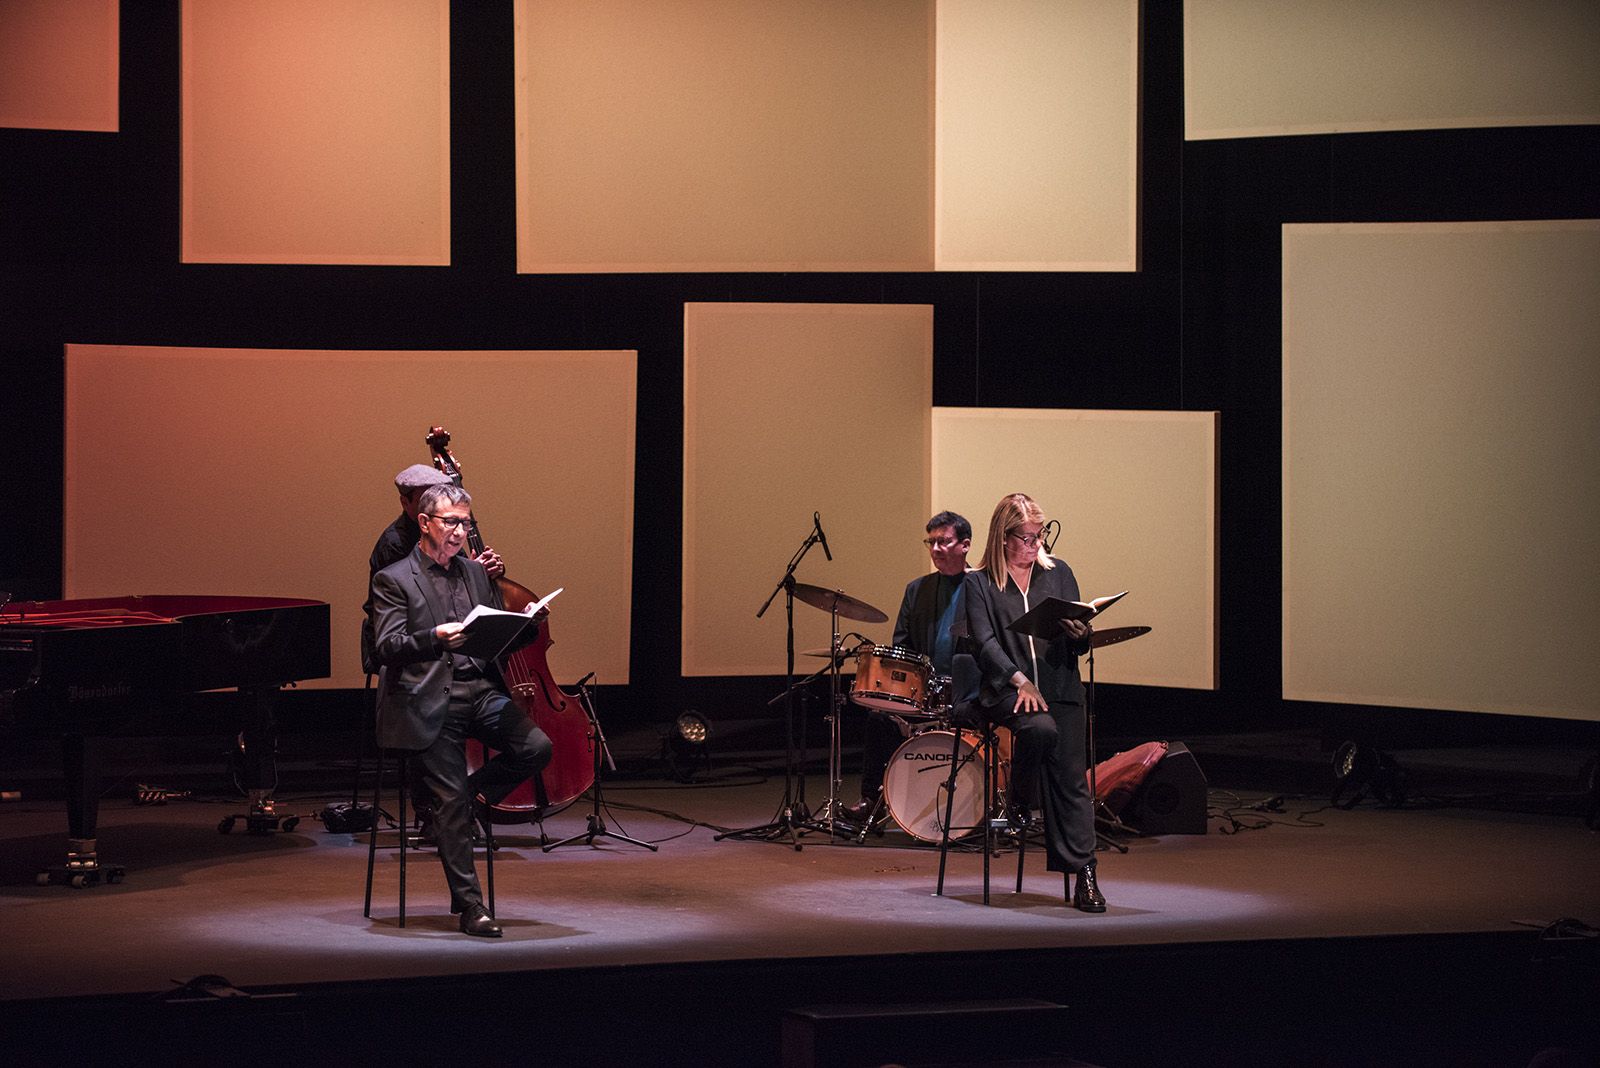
[1014,678,1047,714]
[1060,619,1090,642]
[435,621,467,649]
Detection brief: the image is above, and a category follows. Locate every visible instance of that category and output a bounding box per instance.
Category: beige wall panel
[516,0,933,273]
[64,345,636,688]
[1186,0,1600,140]
[1284,221,1600,720]
[181,0,450,264]
[0,0,118,131]
[683,304,932,676]
[934,409,1218,690]
[935,0,1139,271]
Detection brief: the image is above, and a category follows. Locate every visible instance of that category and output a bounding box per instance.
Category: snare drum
[850,645,930,714]
[882,728,1011,842]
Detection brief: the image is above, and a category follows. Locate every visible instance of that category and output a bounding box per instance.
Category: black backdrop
[3,1,1597,744]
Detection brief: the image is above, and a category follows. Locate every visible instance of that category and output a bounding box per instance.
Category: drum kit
[719,506,1150,850]
[793,582,1155,845]
[792,581,1008,844]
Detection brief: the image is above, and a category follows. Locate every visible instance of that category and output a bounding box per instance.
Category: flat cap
[394,463,451,491]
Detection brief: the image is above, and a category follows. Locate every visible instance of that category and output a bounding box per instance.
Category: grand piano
[0,594,331,886]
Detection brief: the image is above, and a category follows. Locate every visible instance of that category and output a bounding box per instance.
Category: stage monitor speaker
[1123,741,1209,835]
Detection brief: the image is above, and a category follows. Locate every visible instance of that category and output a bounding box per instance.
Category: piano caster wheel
[70,875,87,888]
[36,872,49,886]
[218,817,237,834]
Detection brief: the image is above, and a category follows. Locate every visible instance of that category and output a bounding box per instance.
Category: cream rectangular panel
[1186,0,1600,139]
[181,0,450,264]
[64,345,636,688]
[683,304,932,676]
[935,0,1139,271]
[934,409,1217,690]
[1284,221,1600,720]
[516,0,933,273]
[0,0,117,131]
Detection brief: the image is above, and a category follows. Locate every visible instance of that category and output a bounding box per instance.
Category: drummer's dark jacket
[963,558,1091,709]
[892,569,966,661]
[369,546,516,751]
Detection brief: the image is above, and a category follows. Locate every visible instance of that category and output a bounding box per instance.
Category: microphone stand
[715,522,826,850]
[544,677,656,853]
[1085,639,1132,853]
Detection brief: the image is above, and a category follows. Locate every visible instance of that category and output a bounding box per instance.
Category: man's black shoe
[458,903,502,937]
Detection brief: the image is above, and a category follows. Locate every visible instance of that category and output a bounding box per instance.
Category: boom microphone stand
[545,676,656,853]
[715,520,827,850]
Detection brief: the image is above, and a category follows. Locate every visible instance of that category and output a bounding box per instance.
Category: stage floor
[2,772,1597,1065]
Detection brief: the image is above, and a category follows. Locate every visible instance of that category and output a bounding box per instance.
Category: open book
[456,587,562,660]
[1006,590,1127,640]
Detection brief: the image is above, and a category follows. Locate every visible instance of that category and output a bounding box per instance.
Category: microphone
[1042,519,1061,554]
[813,512,832,561]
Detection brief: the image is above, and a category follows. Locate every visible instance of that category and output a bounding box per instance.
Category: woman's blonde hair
[976,492,1054,588]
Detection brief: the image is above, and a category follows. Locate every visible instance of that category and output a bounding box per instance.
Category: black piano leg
[217,687,298,835]
[38,733,124,888]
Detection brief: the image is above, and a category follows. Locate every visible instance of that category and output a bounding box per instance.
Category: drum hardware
[543,675,656,854]
[718,522,887,847]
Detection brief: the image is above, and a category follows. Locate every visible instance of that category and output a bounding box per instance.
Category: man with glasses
[369,483,553,937]
[843,511,975,825]
[361,464,503,676]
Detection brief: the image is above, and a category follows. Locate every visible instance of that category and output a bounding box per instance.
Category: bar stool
[933,700,1026,905]
[362,751,496,928]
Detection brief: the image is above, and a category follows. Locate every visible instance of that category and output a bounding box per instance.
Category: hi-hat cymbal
[1090,625,1151,649]
[790,582,888,624]
[800,646,860,670]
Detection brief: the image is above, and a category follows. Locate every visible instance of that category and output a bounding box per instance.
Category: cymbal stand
[801,608,853,838]
[544,678,656,853]
[716,524,826,850]
[1084,641,1132,854]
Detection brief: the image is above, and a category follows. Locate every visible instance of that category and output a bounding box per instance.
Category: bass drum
[883,727,1011,842]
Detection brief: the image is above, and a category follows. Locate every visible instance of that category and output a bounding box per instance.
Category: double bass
[425,426,595,821]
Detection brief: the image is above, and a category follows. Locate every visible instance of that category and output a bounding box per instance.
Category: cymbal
[1090,625,1151,649]
[790,582,888,624]
[800,646,859,671]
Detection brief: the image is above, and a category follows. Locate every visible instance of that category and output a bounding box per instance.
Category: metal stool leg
[396,754,407,928]
[363,747,383,918]
[934,724,965,897]
[483,806,495,918]
[363,750,410,927]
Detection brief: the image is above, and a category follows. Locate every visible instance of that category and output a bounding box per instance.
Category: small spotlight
[665,711,712,783]
[676,712,709,746]
[1331,740,1407,809]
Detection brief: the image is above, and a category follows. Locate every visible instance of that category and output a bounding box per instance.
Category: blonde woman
[963,492,1105,912]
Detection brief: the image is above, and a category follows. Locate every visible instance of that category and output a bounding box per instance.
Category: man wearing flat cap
[361,464,503,675]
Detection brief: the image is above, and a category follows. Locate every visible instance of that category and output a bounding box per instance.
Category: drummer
[843,511,975,824]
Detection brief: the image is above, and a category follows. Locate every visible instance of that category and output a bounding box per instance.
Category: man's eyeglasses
[1006,530,1044,547]
[922,536,963,549]
[422,513,471,530]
